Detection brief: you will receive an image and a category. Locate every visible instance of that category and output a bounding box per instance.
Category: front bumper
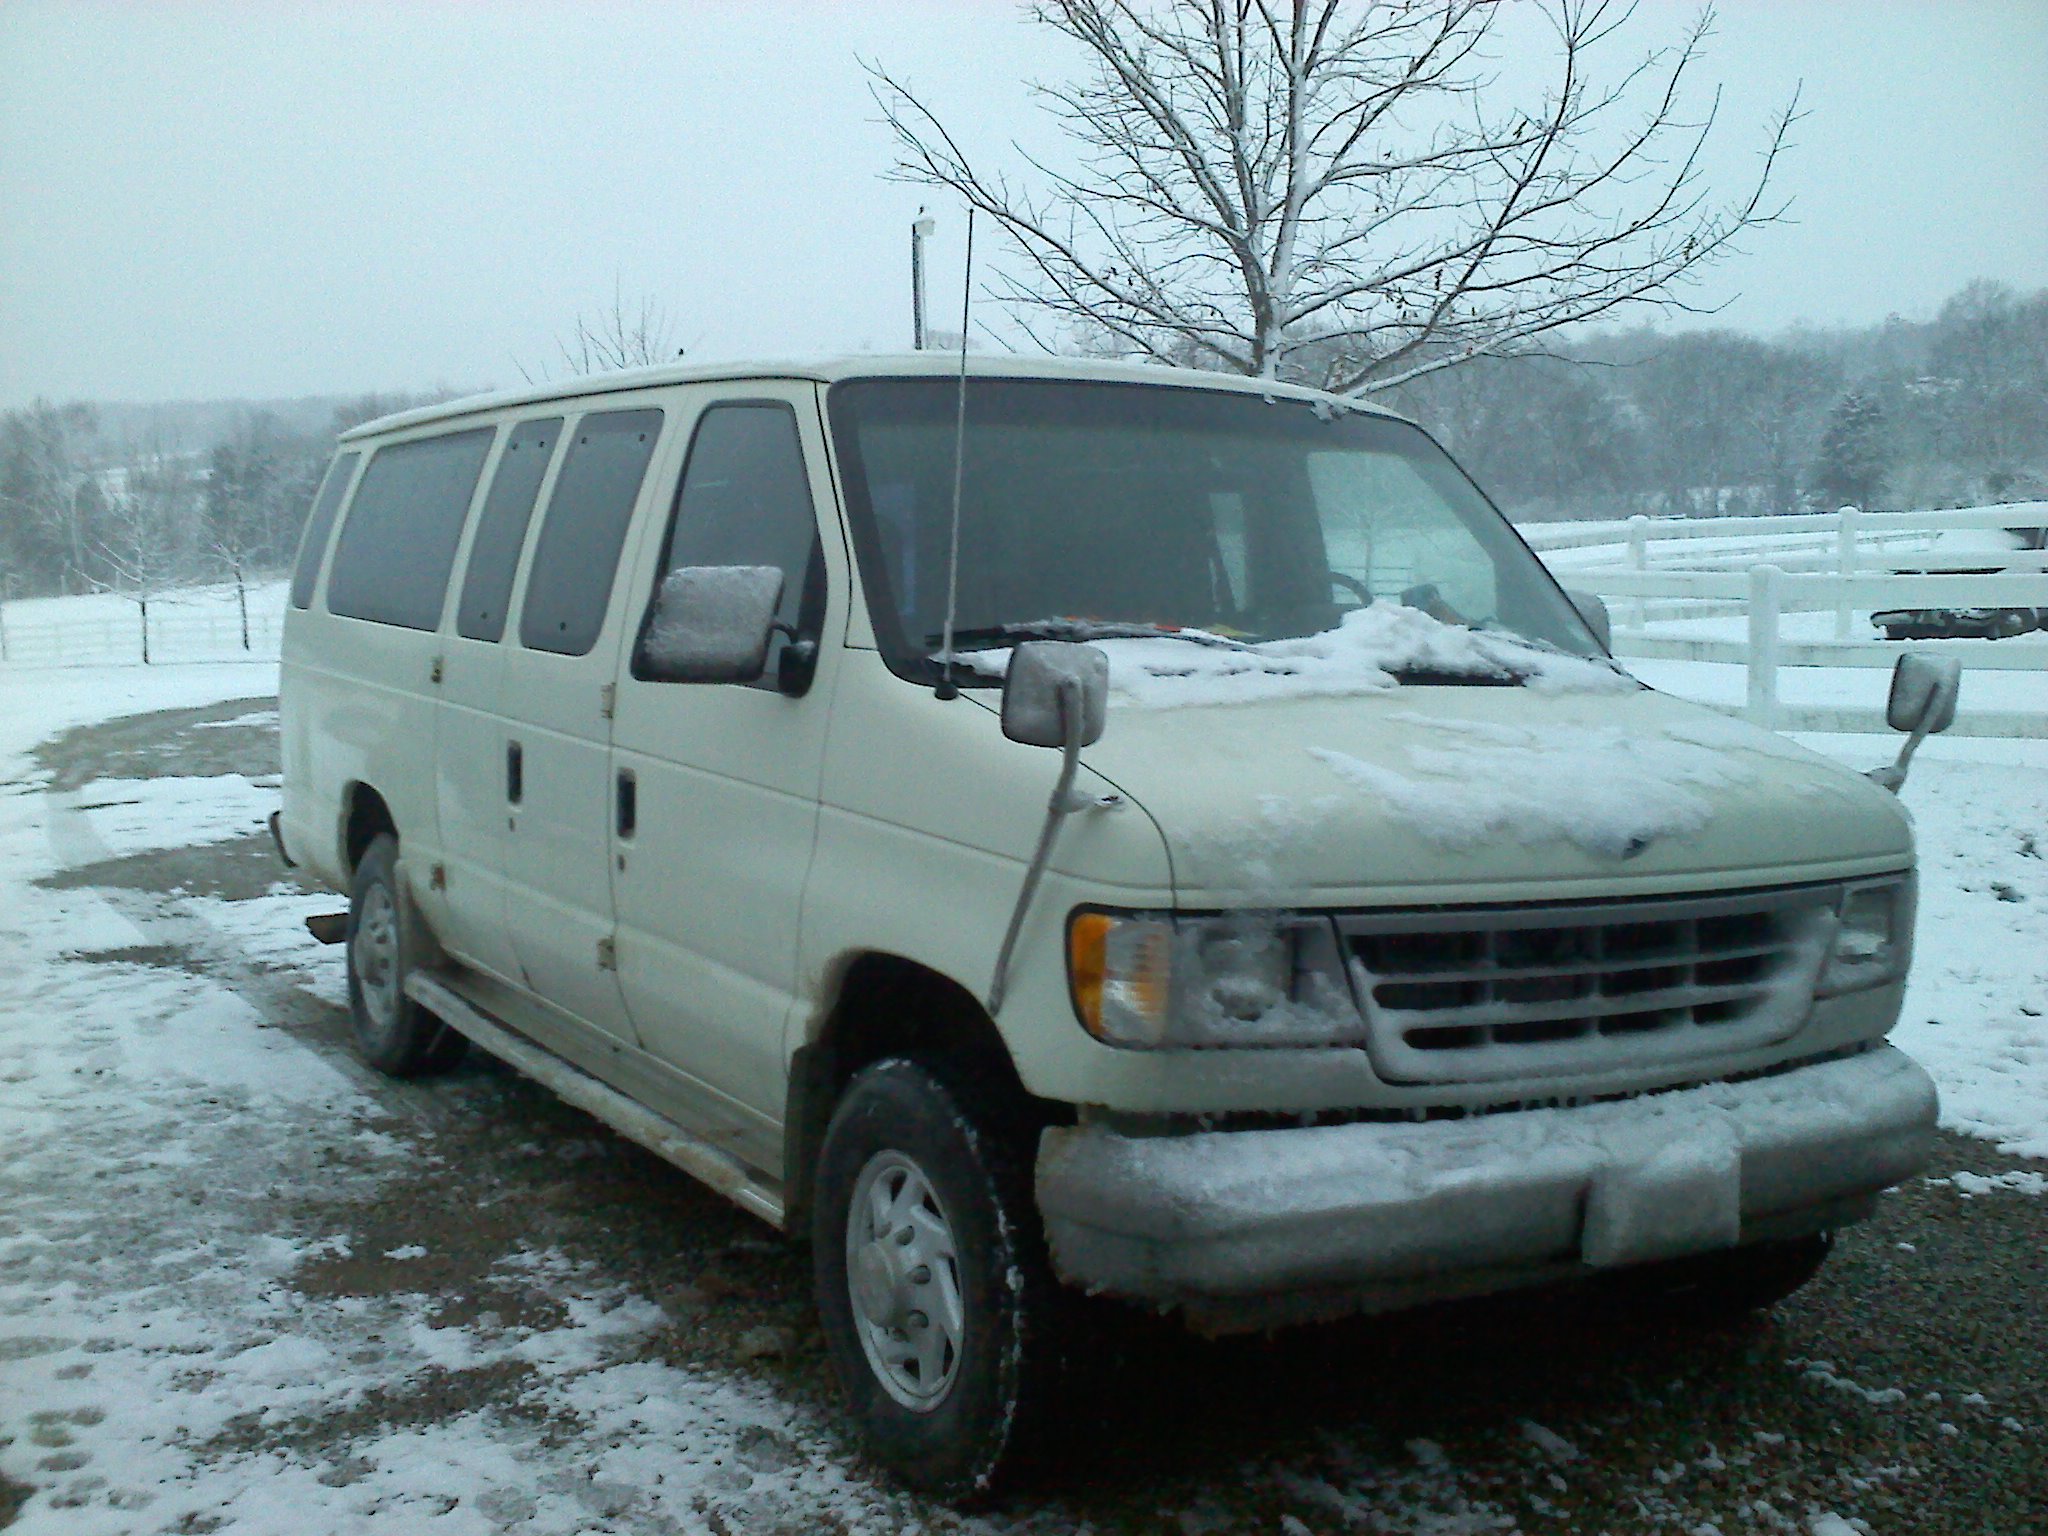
[1036,1046,1936,1330]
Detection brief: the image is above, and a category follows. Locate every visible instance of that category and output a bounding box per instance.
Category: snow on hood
[1309,713,1742,860]
[1063,686,1912,902]
[955,601,1632,708]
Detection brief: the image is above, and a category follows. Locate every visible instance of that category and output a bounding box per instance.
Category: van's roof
[339,353,1408,442]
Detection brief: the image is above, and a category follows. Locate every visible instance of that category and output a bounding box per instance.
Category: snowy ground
[0,665,927,1535]
[0,645,2042,1534]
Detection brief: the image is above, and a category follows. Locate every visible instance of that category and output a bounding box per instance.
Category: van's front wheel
[812,1058,1056,1499]
[346,833,466,1077]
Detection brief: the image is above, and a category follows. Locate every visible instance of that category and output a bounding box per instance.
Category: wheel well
[783,954,1062,1232]
[343,783,395,873]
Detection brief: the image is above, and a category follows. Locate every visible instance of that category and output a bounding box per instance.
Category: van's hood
[1074,685,1913,905]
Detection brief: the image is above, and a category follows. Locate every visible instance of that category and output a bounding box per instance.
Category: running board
[405,971,785,1227]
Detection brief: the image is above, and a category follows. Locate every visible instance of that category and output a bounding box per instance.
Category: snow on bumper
[1036,1047,1937,1314]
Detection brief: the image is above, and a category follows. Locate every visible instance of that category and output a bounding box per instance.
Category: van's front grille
[1337,887,1839,1084]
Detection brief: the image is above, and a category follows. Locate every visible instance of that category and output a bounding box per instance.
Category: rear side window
[519,409,663,657]
[639,403,822,683]
[289,451,360,610]
[457,417,562,642]
[327,428,494,630]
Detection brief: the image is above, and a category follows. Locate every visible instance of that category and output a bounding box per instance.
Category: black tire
[811,1058,1059,1499]
[346,833,467,1077]
[1618,1232,1832,1321]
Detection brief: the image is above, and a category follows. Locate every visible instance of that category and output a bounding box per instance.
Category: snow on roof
[339,353,1410,442]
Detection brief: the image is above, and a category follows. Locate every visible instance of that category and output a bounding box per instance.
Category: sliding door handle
[506,740,523,804]
[616,768,637,840]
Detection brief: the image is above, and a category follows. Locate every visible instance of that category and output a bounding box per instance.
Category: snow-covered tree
[873,0,1795,392]
[1810,390,1889,512]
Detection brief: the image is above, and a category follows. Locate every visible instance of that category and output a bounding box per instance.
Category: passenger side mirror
[1566,589,1612,651]
[1869,652,1962,793]
[1886,652,1960,735]
[1001,640,1108,749]
[638,565,785,684]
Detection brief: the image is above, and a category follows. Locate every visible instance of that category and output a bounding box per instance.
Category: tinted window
[639,403,822,684]
[519,409,663,657]
[289,451,359,610]
[327,428,494,630]
[826,378,1599,681]
[457,417,561,642]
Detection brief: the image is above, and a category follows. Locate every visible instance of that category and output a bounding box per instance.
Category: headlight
[1067,912,1175,1046]
[1067,909,1359,1048]
[1818,876,1915,995]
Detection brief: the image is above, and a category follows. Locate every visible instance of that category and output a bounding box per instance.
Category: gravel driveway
[1,697,2040,1535]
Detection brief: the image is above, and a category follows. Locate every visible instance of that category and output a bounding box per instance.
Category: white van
[277,356,1945,1495]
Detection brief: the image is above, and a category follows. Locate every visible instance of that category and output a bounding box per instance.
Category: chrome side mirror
[1001,640,1108,749]
[1870,652,1961,793]
[1566,589,1612,651]
[637,565,784,684]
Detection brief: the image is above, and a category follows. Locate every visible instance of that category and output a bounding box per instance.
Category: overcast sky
[2,0,2044,408]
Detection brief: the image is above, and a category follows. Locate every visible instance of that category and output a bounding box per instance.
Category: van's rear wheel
[812,1058,1057,1499]
[346,833,466,1077]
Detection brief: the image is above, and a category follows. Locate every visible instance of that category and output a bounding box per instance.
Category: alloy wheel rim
[845,1149,965,1411]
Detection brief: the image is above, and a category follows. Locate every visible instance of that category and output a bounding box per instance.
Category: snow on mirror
[640,565,785,684]
[1869,651,1962,793]
[1001,640,1108,749]
[1886,652,1960,735]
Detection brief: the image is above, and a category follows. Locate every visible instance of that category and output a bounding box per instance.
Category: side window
[289,451,360,610]
[636,402,823,686]
[456,417,561,642]
[326,428,494,630]
[519,409,663,657]
[1306,449,1499,620]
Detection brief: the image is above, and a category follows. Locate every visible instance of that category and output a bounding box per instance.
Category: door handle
[616,768,637,840]
[506,741,523,804]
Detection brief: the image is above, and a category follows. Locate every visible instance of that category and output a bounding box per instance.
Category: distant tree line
[0,393,444,600]
[1380,279,2048,521]
[2,279,2042,600]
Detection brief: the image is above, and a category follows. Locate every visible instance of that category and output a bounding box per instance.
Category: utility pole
[911,210,935,349]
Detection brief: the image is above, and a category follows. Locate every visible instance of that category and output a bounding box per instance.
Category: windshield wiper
[1383,665,1522,686]
[927,619,1249,651]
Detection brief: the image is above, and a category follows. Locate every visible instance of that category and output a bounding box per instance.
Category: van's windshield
[827,377,1601,683]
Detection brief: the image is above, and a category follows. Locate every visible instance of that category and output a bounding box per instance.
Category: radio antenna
[935,205,974,700]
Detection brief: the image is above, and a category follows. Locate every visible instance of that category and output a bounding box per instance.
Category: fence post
[1834,505,1859,638]
[1626,513,1649,629]
[1747,563,1781,728]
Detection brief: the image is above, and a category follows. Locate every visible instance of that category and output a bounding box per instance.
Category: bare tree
[95,437,195,664]
[872,0,1796,393]
[523,278,687,381]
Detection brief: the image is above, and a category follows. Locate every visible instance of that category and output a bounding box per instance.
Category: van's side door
[432,416,563,985]
[497,405,667,1042]
[609,388,843,1154]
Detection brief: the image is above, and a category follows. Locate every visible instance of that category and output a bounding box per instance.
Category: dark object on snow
[1871,525,2046,641]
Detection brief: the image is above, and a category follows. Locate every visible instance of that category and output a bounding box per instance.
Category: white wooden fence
[0,582,288,670]
[1527,504,2048,736]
